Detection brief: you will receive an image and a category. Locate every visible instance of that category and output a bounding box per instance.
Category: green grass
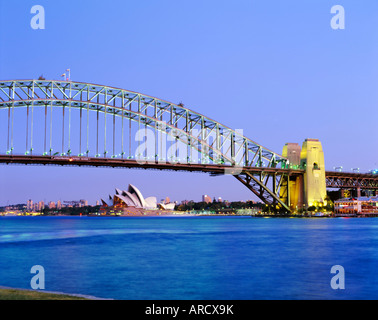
[0,288,89,300]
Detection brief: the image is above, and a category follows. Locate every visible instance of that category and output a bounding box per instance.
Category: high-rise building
[202,195,212,204]
[38,201,45,211]
[48,202,56,209]
[27,199,33,211]
[57,200,62,210]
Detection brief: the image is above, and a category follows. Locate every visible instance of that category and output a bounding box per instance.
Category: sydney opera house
[100,184,175,215]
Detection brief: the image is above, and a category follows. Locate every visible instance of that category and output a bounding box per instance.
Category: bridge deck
[2,155,377,190]
[0,155,303,175]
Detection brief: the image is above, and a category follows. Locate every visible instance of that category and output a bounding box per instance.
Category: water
[1,216,378,300]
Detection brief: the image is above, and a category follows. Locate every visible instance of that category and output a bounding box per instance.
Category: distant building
[63,200,88,208]
[38,201,45,211]
[202,195,212,204]
[57,200,62,210]
[27,199,33,211]
[48,201,56,209]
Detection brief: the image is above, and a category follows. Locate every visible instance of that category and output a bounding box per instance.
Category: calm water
[1,216,378,300]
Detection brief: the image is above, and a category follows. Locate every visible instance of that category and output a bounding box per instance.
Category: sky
[0,0,377,206]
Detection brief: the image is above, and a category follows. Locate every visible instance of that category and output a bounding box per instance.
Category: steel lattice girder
[235,171,291,212]
[325,172,378,189]
[0,80,288,169]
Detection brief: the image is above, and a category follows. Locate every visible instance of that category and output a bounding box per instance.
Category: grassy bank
[0,288,89,300]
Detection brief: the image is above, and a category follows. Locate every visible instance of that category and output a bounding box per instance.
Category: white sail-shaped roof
[124,190,142,208]
[158,203,175,210]
[145,197,157,209]
[114,194,135,207]
[101,198,112,207]
[128,184,147,208]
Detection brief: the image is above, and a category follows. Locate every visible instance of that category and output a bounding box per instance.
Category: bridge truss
[325,171,378,190]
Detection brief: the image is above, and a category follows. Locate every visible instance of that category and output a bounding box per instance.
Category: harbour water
[1,216,378,300]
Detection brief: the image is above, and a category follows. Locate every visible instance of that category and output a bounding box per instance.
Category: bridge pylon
[280,143,304,211]
[280,139,327,212]
[301,139,327,209]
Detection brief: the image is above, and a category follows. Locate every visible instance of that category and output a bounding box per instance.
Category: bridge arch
[0,80,286,166]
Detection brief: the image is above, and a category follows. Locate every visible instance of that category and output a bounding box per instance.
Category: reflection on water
[1,216,378,300]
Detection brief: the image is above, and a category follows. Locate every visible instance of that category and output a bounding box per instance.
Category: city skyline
[2,192,240,208]
[1,0,378,206]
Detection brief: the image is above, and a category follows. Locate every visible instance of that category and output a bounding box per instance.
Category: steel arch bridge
[2,80,375,212]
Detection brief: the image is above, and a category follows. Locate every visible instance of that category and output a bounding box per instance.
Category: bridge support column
[300,139,327,209]
[280,143,304,212]
[357,187,361,198]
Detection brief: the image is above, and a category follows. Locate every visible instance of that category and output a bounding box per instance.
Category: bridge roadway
[1,154,377,190]
[0,154,303,175]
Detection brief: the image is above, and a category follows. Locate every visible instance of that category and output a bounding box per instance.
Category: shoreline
[0,285,112,300]
[1,214,377,218]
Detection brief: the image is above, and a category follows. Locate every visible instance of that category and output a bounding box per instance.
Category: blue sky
[0,0,377,205]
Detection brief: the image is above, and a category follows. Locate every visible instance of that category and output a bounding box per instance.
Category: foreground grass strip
[0,289,89,300]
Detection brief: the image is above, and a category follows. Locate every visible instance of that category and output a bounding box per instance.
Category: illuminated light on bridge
[0,79,377,213]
